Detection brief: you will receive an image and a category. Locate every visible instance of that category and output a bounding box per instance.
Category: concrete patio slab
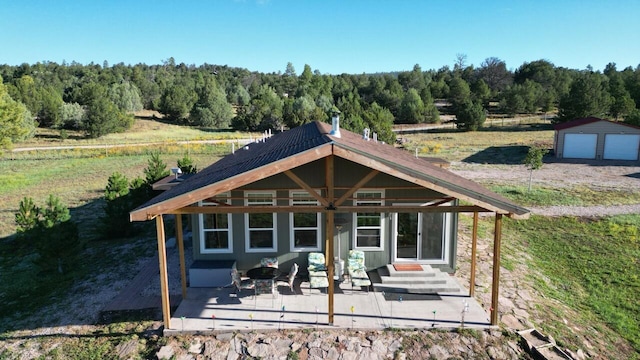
[165,279,491,335]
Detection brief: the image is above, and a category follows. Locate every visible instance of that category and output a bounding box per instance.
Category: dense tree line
[2,57,640,147]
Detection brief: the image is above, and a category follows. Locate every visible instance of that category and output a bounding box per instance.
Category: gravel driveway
[450,160,640,217]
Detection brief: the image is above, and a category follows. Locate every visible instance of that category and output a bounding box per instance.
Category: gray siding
[191,156,459,274]
[555,121,640,159]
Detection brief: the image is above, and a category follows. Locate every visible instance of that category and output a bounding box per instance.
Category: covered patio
[165,279,489,334]
[130,119,530,334]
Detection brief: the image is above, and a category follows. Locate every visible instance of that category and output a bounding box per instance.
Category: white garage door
[603,134,640,160]
[563,133,597,159]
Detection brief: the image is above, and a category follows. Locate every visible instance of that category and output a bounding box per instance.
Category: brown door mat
[393,263,423,271]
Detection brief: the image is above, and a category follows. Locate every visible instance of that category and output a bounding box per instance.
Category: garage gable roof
[554,117,640,131]
[130,121,529,221]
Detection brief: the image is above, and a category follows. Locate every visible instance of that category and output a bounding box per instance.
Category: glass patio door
[393,211,449,263]
[396,212,419,259]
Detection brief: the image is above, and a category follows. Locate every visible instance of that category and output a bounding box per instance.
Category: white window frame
[244,191,277,253]
[289,190,322,252]
[352,189,385,251]
[198,193,232,254]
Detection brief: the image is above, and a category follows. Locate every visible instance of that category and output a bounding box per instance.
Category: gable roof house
[130,115,529,330]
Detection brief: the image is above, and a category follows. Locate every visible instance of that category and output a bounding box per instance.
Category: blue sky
[2,0,639,74]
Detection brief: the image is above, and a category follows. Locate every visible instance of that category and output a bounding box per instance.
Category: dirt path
[10,138,252,152]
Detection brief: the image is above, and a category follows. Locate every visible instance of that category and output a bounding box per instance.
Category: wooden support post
[469,212,479,297]
[156,215,171,330]
[175,214,187,300]
[327,212,335,325]
[326,155,335,325]
[490,213,503,325]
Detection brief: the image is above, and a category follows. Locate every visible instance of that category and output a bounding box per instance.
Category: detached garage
[554,117,640,161]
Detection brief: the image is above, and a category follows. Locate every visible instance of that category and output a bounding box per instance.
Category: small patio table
[247,267,281,300]
[246,266,281,280]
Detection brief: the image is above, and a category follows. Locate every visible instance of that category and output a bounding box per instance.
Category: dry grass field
[1,118,638,359]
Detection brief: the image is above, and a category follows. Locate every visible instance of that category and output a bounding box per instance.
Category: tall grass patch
[0,152,223,238]
[19,118,255,147]
[489,185,640,207]
[506,215,640,353]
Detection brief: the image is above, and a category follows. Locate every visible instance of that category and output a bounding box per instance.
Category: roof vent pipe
[373,132,378,143]
[330,110,341,138]
[363,128,370,141]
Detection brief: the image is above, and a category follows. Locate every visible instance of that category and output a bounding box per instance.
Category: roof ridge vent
[363,128,370,141]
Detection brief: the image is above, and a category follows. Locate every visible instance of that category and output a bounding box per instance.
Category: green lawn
[0,149,226,238]
[490,185,640,207]
[505,215,640,355]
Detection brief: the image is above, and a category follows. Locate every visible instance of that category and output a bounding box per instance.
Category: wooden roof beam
[425,197,456,207]
[169,204,493,214]
[284,170,329,207]
[334,169,379,207]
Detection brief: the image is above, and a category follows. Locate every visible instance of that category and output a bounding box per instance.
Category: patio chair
[255,279,277,297]
[307,252,329,293]
[230,268,254,298]
[279,262,298,294]
[347,250,371,292]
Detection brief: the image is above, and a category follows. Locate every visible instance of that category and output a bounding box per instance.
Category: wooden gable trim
[130,145,333,221]
[332,146,529,219]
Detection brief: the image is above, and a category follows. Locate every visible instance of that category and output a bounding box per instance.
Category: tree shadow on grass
[0,198,158,334]
[462,145,531,165]
[481,122,555,132]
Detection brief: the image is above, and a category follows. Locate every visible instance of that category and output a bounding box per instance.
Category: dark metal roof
[553,117,604,130]
[131,121,529,219]
[554,117,640,131]
[133,122,331,212]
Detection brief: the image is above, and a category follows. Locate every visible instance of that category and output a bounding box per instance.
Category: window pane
[248,193,273,204]
[356,229,381,247]
[357,192,382,200]
[421,212,444,259]
[292,192,314,201]
[357,213,381,227]
[293,229,317,248]
[203,213,228,229]
[249,230,274,248]
[204,231,229,249]
[294,213,317,227]
[249,213,273,228]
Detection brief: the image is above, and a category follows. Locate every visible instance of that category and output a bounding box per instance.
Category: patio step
[384,264,438,277]
[374,283,462,294]
[379,273,448,285]
[372,265,462,294]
